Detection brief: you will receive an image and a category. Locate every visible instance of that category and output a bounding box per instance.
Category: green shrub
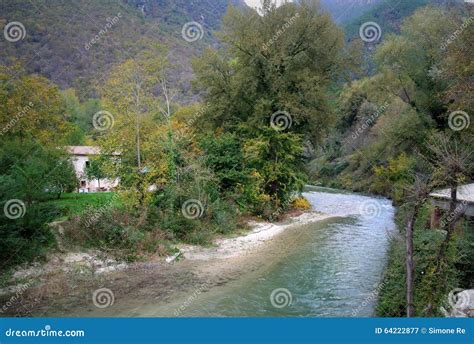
[0,203,60,272]
[373,153,416,203]
[65,208,147,261]
[199,133,249,192]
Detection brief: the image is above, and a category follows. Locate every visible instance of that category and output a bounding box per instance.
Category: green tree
[0,64,73,145]
[373,6,458,127]
[0,139,77,204]
[99,53,168,205]
[85,157,107,190]
[193,0,343,142]
[243,127,306,207]
[199,133,248,191]
[62,88,102,144]
[0,139,76,270]
[193,0,342,209]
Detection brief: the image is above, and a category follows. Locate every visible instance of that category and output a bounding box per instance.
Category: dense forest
[0,0,473,317]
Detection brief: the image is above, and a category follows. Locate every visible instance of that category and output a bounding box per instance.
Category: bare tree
[158,74,178,184]
[425,133,472,275]
[403,174,432,317]
[128,68,145,171]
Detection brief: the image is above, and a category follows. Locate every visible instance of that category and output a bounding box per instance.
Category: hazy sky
[244,0,291,9]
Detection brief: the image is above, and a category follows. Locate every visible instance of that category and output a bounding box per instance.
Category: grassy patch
[44,193,120,219]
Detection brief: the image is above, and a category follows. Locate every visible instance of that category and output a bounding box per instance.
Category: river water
[142,187,396,317]
[36,187,395,318]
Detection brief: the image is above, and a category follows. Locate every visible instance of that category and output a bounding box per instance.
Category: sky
[244,0,291,9]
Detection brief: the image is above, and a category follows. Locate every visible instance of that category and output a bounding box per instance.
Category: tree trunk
[406,204,420,317]
[430,207,441,229]
[435,186,457,274]
[135,84,142,171]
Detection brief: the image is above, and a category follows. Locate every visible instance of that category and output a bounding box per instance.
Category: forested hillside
[310,2,473,200]
[0,0,245,101]
[319,0,383,24]
[343,0,463,39]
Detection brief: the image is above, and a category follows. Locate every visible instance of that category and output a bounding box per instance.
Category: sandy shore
[179,211,334,261]
[1,210,336,317]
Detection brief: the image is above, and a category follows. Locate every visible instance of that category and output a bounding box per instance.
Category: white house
[65,146,120,193]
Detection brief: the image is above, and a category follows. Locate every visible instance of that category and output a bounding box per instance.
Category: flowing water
[140,187,397,317]
[38,187,396,318]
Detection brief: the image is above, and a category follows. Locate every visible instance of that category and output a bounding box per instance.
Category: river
[31,187,396,318]
[127,187,396,317]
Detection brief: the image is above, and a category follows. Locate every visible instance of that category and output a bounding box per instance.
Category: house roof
[65,146,120,156]
[65,146,100,156]
[430,183,474,204]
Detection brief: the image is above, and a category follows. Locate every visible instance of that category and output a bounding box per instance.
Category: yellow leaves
[374,153,414,178]
[258,194,271,203]
[243,138,269,161]
[0,70,73,146]
[373,153,416,202]
[291,197,311,210]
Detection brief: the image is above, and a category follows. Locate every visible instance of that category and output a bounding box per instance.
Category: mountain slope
[343,0,447,39]
[319,0,383,24]
[0,0,246,101]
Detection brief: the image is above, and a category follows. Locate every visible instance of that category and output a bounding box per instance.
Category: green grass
[44,192,120,219]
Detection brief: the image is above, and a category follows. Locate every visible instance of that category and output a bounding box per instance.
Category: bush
[373,153,416,203]
[199,133,249,192]
[291,197,311,211]
[0,139,78,271]
[0,203,60,273]
[207,198,239,234]
[65,208,150,261]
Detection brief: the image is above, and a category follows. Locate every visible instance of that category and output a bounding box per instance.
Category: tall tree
[99,54,167,197]
[193,0,343,143]
[193,0,343,208]
[0,64,74,145]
